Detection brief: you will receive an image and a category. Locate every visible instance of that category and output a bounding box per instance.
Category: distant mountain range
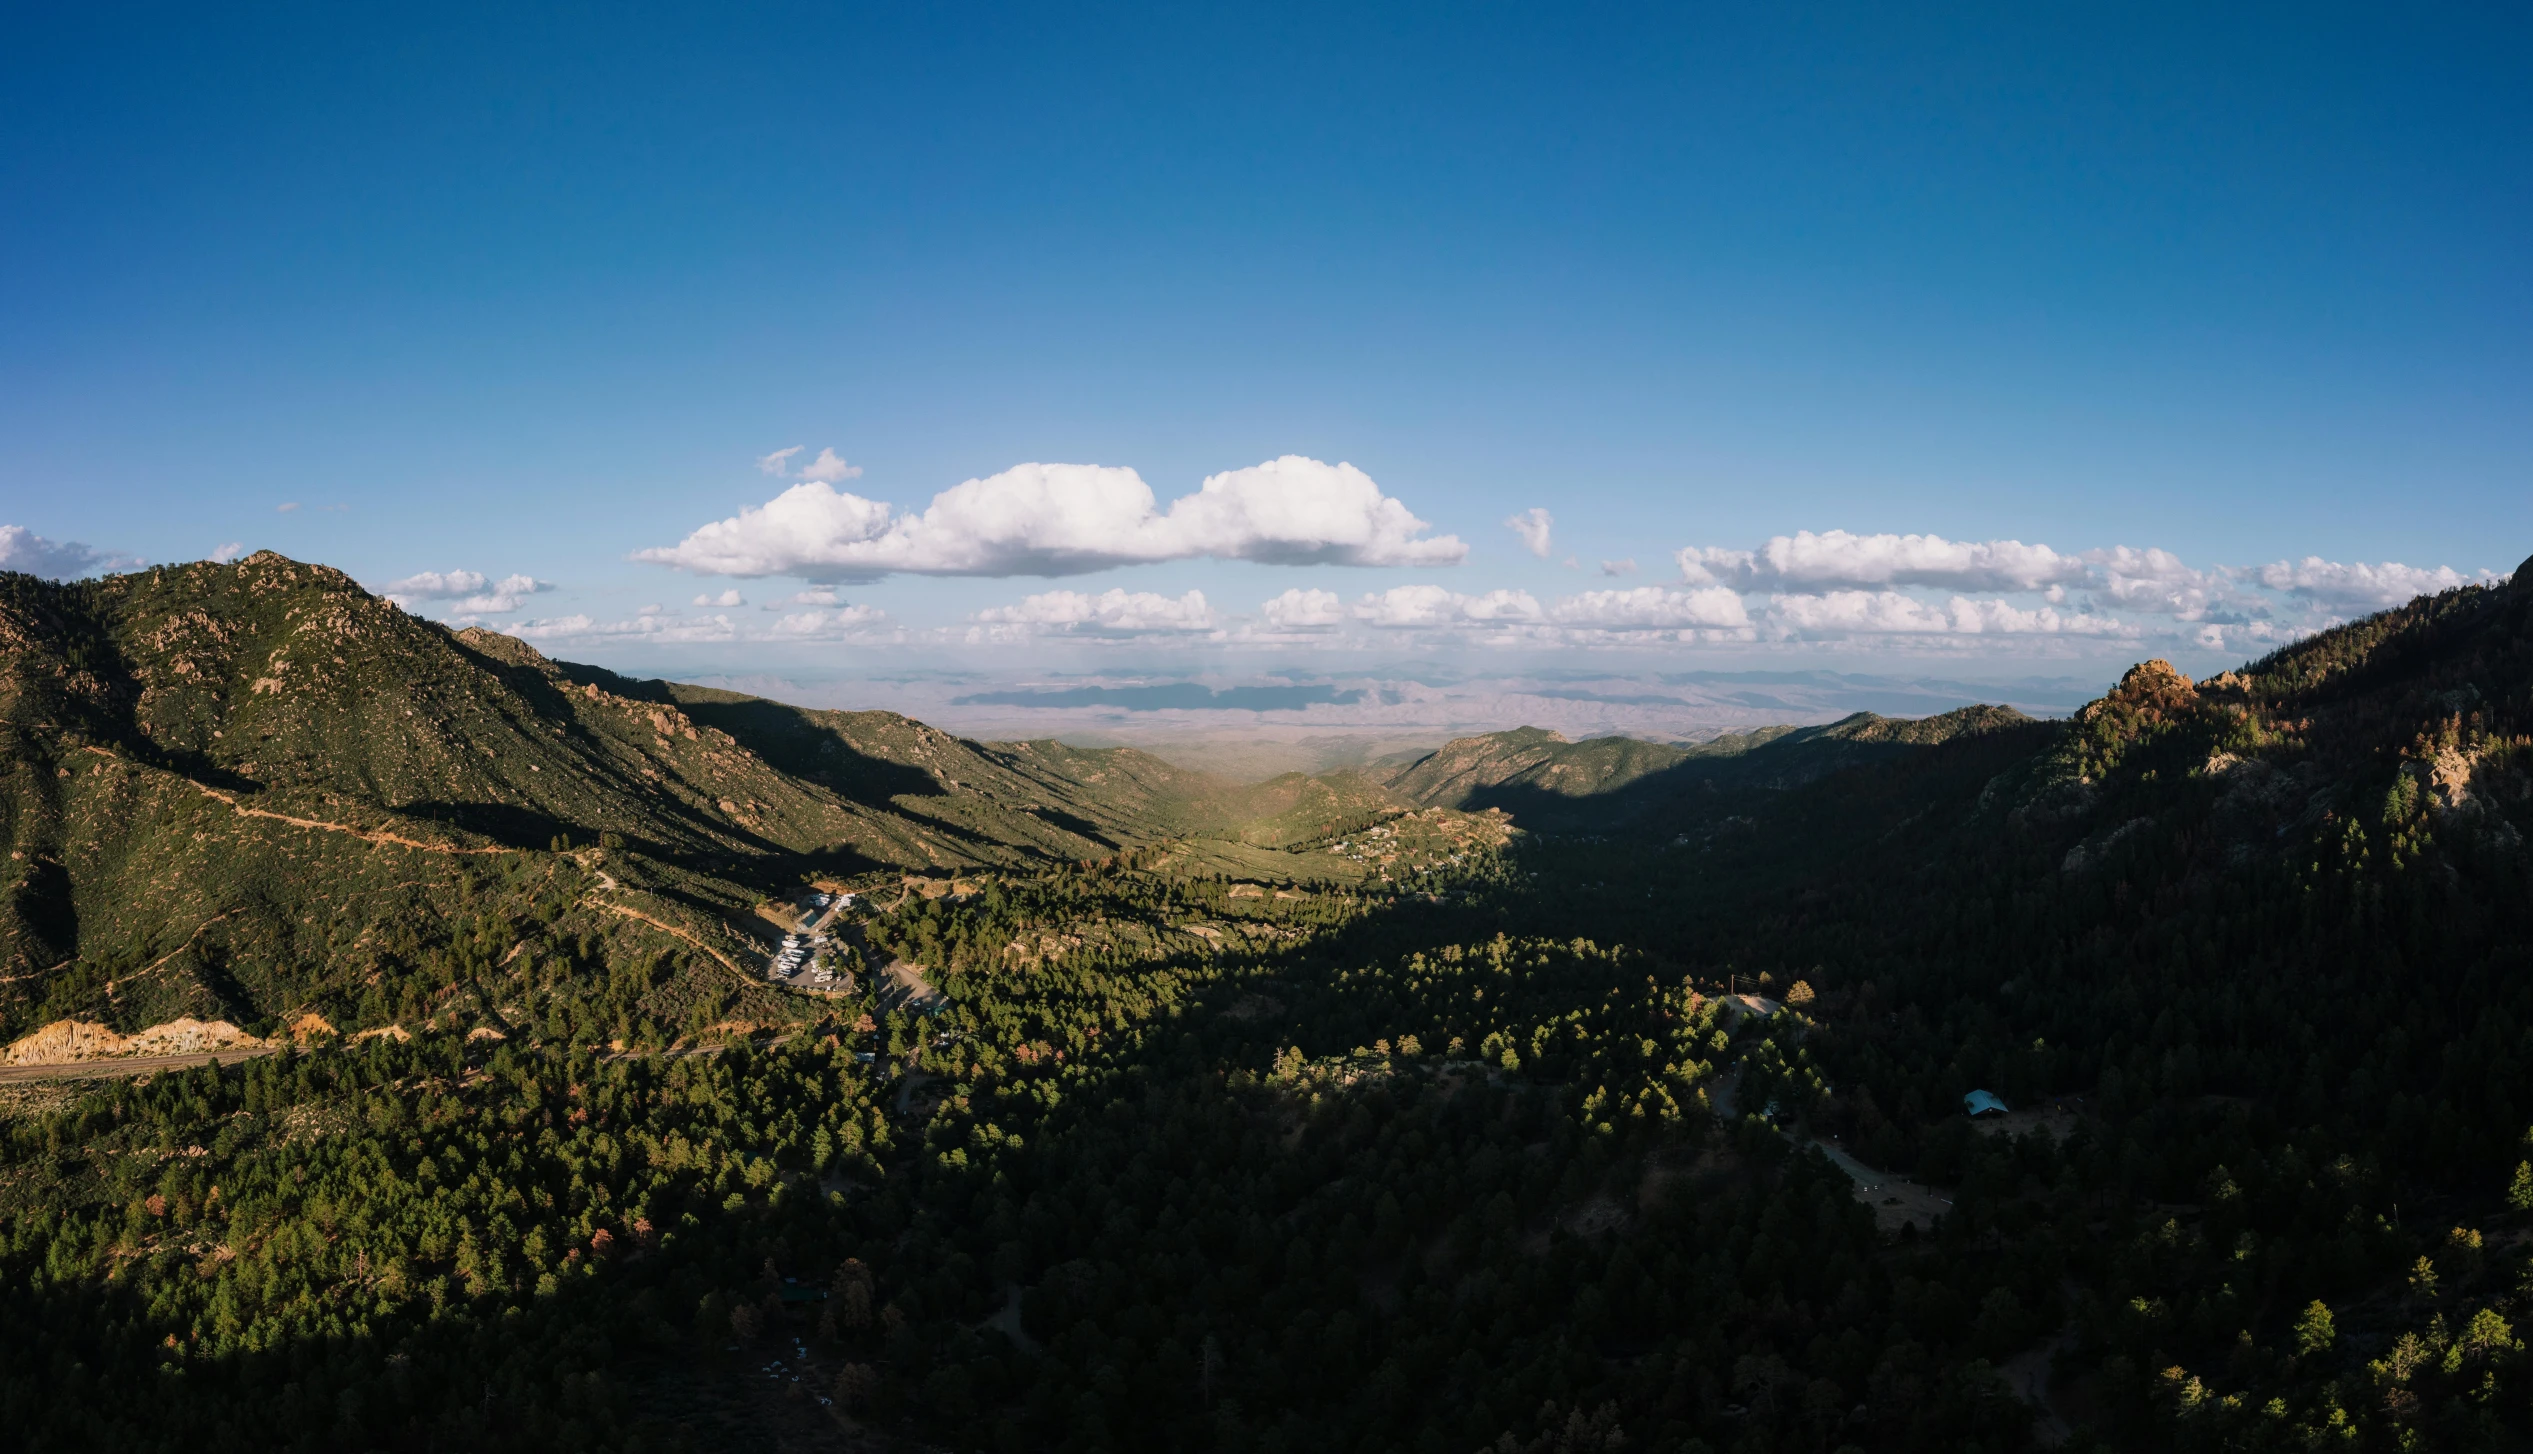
[24,548,2522,1054]
[685,664,2100,777]
[9,549,2530,1452]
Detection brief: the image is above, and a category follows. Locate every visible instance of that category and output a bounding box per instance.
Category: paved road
[0,1046,281,1083]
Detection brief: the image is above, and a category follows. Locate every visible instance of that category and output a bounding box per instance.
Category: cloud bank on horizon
[1,478,2513,661]
[523,532,2495,655]
[597,457,2516,654]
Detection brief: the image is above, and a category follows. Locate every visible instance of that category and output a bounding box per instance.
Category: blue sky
[4,2,2527,682]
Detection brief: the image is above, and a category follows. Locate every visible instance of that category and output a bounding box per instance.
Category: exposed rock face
[2082,659,2198,723]
[3,1016,270,1064]
[2006,774,2098,831]
[2062,817,2152,874]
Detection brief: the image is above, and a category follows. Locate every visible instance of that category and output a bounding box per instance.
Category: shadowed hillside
[1378,704,2034,831]
[3,556,2531,1454]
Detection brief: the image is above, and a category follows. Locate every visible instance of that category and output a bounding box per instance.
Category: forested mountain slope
[1507,565,2533,1448]
[0,554,1391,1044]
[1379,705,2031,831]
[8,555,2529,1454]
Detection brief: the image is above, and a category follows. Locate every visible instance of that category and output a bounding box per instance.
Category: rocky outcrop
[2062,817,2152,874]
[2081,659,2198,724]
[3,1016,271,1064]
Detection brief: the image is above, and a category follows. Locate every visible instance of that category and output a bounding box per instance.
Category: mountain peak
[2083,658,2197,723]
[454,626,551,669]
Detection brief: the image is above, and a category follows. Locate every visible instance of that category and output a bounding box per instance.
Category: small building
[1963,1089,2010,1117]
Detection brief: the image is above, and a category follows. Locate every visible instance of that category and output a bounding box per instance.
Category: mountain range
[6,550,2533,1453]
[3,548,2520,1057]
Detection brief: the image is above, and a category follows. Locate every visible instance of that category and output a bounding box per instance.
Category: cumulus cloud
[210,542,246,564]
[636,455,1466,581]
[798,448,862,483]
[1505,508,1553,559]
[508,612,740,644]
[1680,530,2086,593]
[1351,585,1544,628]
[1657,528,2511,648]
[1226,582,1757,645]
[767,605,889,637]
[1766,591,2130,637]
[385,569,491,598]
[975,588,1217,634]
[0,526,115,579]
[694,589,746,607]
[1599,558,1637,577]
[1260,587,1345,630]
[1550,586,1750,630]
[757,444,861,482]
[383,570,555,614]
[763,588,841,610]
[2085,546,2237,621]
[2254,556,2498,609]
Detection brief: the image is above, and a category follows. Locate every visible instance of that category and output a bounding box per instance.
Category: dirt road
[876,960,943,1015]
[0,1047,281,1083]
[1803,1135,1954,1232]
[2000,1326,2077,1447]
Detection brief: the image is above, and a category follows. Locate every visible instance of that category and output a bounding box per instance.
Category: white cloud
[1599,558,1637,577]
[975,588,1217,634]
[509,612,740,644]
[384,569,553,614]
[277,502,301,513]
[1680,530,2086,593]
[756,444,860,482]
[2084,545,2235,621]
[507,613,599,640]
[1766,591,2130,637]
[767,605,889,637]
[2192,619,2304,652]
[386,569,490,598]
[694,589,747,607]
[210,542,246,564]
[1653,529,2523,648]
[1352,585,1544,628]
[1260,587,1345,630]
[1505,508,1553,558]
[1551,586,1750,630]
[764,588,841,610]
[498,604,892,646]
[636,455,1466,581]
[798,448,862,483]
[2254,556,2497,609]
[0,526,114,579]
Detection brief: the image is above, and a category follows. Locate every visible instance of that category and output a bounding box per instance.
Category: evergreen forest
[3,553,2532,1452]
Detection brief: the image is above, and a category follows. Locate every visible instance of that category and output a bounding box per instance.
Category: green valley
[2,552,2531,1454]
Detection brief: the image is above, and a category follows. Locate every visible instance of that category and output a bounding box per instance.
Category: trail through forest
[0,1048,280,1082]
